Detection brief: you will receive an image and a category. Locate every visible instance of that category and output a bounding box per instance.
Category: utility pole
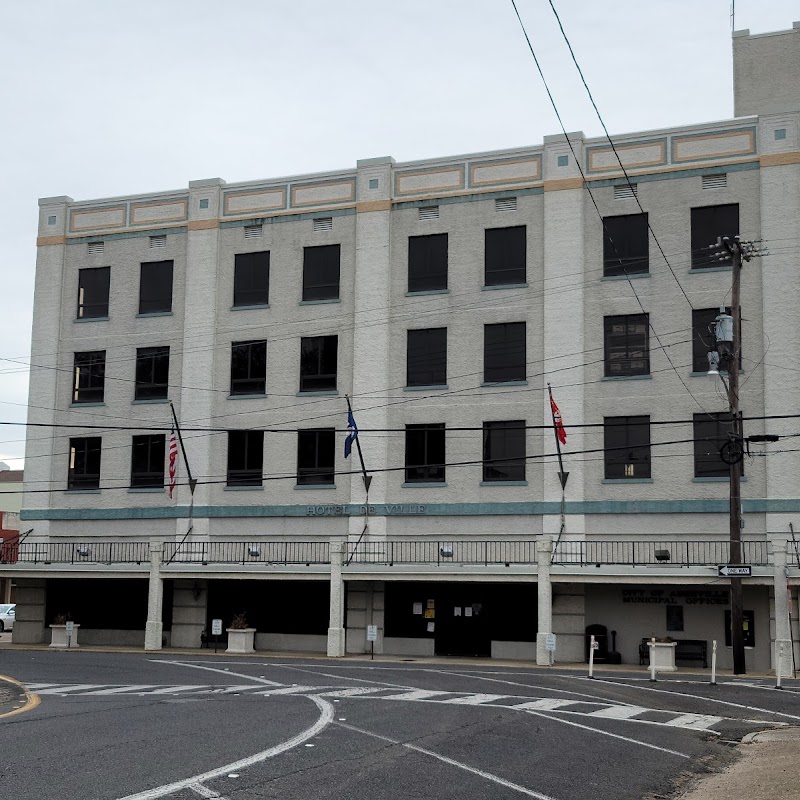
[709,235,765,675]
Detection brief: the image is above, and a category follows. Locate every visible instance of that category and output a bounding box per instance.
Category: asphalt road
[2,651,799,800]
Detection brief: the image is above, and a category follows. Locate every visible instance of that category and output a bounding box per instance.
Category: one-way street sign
[718,564,752,577]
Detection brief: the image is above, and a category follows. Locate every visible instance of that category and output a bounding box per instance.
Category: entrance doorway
[435,586,491,657]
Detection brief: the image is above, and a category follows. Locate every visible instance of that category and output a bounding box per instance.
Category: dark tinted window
[300,336,337,392]
[485,226,526,286]
[484,322,526,383]
[303,244,340,301]
[227,430,264,486]
[135,346,169,400]
[233,251,270,307]
[693,412,740,478]
[691,204,739,268]
[68,437,101,490]
[130,434,165,488]
[405,424,445,483]
[407,328,447,387]
[408,233,448,292]
[297,428,335,485]
[72,351,106,403]
[139,260,174,314]
[230,340,267,395]
[603,213,649,276]
[77,267,110,319]
[604,416,651,479]
[604,314,649,376]
[483,421,526,482]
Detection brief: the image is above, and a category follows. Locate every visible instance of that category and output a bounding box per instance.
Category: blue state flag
[344,409,358,458]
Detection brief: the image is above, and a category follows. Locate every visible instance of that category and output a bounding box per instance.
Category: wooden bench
[639,638,708,668]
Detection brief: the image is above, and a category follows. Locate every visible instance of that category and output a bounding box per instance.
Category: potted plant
[49,612,80,649]
[226,612,256,654]
[646,636,677,672]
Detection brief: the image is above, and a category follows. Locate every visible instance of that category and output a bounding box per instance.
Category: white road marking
[319,687,392,698]
[187,784,222,799]
[380,689,453,701]
[147,686,204,695]
[116,693,334,800]
[522,710,691,759]
[337,721,559,800]
[154,660,283,686]
[445,693,505,705]
[664,714,724,730]
[251,685,323,696]
[512,699,579,711]
[83,686,161,696]
[37,684,105,694]
[277,663,413,691]
[23,683,60,690]
[588,705,648,720]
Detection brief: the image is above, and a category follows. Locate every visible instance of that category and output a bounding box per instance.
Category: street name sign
[718,564,752,577]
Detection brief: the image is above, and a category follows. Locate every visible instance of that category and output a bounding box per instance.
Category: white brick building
[5,23,800,672]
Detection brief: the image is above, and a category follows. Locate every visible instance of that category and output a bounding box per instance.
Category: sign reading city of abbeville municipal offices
[718,564,753,577]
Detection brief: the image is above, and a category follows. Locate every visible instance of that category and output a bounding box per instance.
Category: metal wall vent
[87,241,104,255]
[244,225,263,239]
[702,174,727,190]
[418,206,440,220]
[149,234,167,248]
[495,197,517,212]
[313,217,333,232]
[613,184,638,200]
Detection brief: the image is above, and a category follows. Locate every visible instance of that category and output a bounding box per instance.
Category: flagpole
[166,401,197,566]
[547,384,569,550]
[345,395,371,566]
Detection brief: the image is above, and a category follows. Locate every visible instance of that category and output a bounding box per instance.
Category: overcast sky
[0,0,797,470]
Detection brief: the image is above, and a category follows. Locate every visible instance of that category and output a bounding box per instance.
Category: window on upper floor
[139,260,174,314]
[297,428,335,485]
[72,351,106,404]
[604,416,651,479]
[233,251,270,307]
[406,328,447,387]
[300,335,338,392]
[77,267,110,319]
[230,340,267,396]
[226,430,264,486]
[408,233,448,293]
[134,346,169,400]
[484,322,526,383]
[68,437,101,490]
[691,307,741,373]
[483,421,526,482]
[691,204,739,269]
[303,244,341,301]
[693,412,740,478]
[604,314,649,377]
[485,226,526,286]
[405,424,445,483]
[603,213,649,276]
[130,434,166,489]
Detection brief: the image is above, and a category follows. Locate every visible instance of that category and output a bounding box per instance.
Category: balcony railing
[551,539,770,567]
[345,540,537,566]
[162,540,330,565]
[3,541,150,565]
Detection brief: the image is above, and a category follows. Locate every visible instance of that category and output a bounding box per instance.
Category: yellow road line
[0,673,41,719]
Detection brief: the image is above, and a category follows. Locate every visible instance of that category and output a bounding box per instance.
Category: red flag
[168,427,178,498]
[550,395,567,446]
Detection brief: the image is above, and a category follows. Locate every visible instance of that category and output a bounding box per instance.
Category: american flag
[168,427,178,498]
[550,395,567,446]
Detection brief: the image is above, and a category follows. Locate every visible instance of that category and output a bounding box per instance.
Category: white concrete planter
[226,627,256,653]
[648,641,677,672]
[49,624,80,648]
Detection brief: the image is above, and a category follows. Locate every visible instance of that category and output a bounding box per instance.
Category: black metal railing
[551,539,770,567]
[162,540,330,565]
[345,540,537,566]
[8,541,150,565]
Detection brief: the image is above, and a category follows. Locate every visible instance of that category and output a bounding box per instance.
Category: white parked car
[0,603,15,632]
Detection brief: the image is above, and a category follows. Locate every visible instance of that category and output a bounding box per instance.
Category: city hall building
[5,23,800,673]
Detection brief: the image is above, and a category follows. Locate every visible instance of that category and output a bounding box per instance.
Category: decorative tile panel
[290,178,356,208]
[468,155,542,188]
[69,206,127,232]
[671,127,757,164]
[586,139,668,174]
[394,165,466,196]
[130,199,188,225]
[223,187,287,216]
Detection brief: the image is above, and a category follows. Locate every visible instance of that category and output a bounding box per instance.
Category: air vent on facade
[87,241,104,255]
[418,206,439,220]
[244,225,263,239]
[495,197,517,212]
[313,217,333,232]
[702,174,727,190]
[613,184,638,200]
[149,234,167,248]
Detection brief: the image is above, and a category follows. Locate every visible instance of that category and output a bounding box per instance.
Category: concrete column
[327,539,346,656]
[11,578,46,644]
[144,541,164,651]
[771,540,794,676]
[170,579,208,648]
[536,538,554,665]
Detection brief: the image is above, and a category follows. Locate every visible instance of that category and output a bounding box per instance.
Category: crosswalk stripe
[663,713,723,730]
[588,706,647,720]
[24,684,60,691]
[146,685,205,695]
[512,699,579,711]
[444,693,506,705]
[319,687,390,698]
[37,684,106,694]
[83,685,160,695]
[379,690,453,702]
[251,685,319,696]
